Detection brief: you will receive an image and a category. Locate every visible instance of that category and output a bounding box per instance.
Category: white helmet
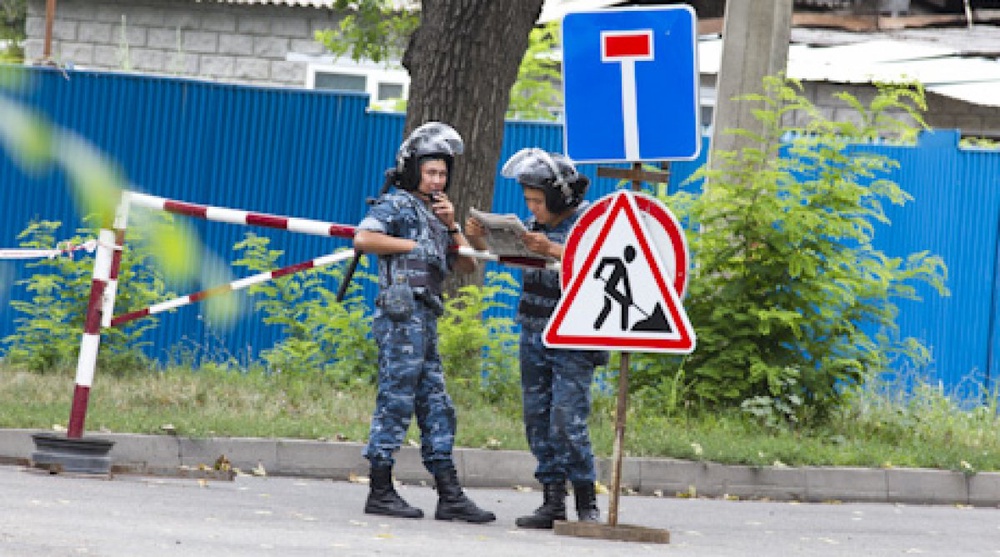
[502,148,589,213]
[394,122,464,191]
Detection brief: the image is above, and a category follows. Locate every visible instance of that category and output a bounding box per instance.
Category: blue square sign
[562,6,701,163]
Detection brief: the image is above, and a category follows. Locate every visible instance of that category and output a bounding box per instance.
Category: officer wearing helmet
[354,122,494,524]
[465,148,607,529]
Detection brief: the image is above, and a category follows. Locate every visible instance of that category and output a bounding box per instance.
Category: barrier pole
[0,241,98,261]
[67,196,128,439]
[125,191,556,270]
[125,191,357,240]
[101,196,130,328]
[110,250,356,327]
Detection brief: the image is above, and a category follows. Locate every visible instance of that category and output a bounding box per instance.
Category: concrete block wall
[924,90,1000,140]
[800,80,1000,140]
[24,0,343,88]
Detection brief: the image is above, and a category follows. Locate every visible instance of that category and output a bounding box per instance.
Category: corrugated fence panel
[3,68,1000,395]
[353,111,407,310]
[1,69,379,365]
[866,131,1000,395]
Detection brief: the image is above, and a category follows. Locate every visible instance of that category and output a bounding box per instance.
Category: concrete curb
[2,428,998,507]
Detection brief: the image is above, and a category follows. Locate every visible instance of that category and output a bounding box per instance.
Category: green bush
[231,232,377,385]
[0,0,25,63]
[234,234,522,404]
[438,271,521,407]
[630,77,948,425]
[2,216,173,374]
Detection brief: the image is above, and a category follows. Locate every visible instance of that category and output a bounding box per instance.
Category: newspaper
[468,207,551,260]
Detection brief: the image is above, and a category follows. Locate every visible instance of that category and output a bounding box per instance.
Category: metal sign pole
[608,351,630,526]
[555,162,675,544]
[608,163,645,526]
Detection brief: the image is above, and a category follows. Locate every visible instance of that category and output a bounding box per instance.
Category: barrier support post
[67,194,129,439]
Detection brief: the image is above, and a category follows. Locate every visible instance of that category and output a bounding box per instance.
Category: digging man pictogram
[593,244,672,333]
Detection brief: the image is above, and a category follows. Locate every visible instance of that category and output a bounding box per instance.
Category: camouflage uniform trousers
[519,326,598,485]
[364,304,457,476]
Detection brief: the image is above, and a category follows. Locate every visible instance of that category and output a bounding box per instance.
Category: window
[314,72,366,92]
[377,82,405,102]
[307,64,410,110]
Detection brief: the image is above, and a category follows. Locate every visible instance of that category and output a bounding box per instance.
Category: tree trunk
[403,0,544,291]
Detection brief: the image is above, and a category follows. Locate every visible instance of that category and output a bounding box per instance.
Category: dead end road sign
[562,5,701,163]
[544,191,695,354]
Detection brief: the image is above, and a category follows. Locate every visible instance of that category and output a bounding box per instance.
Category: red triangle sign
[543,191,695,353]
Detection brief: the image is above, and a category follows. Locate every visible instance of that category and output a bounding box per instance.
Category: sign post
[546,186,694,543]
[556,4,700,544]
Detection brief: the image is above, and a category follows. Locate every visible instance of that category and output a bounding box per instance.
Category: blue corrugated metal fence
[1,68,997,394]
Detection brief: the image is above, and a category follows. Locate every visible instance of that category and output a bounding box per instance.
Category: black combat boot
[573,481,600,522]
[433,466,496,523]
[515,482,567,529]
[364,465,424,519]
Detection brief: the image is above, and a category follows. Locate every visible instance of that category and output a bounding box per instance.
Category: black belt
[402,264,444,296]
[523,280,561,299]
[518,300,554,318]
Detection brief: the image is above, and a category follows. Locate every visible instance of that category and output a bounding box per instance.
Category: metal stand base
[31,432,115,476]
[554,520,670,544]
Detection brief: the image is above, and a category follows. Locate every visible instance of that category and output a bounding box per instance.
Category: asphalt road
[2,464,999,557]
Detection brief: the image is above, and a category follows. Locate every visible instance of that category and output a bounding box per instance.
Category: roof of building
[194,0,336,6]
[192,0,418,8]
[696,15,1000,108]
[196,1,1000,107]
[194,0,579,12]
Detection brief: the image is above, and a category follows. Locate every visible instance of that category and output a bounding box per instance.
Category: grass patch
[2,364,998,474]
[0,365,530,451]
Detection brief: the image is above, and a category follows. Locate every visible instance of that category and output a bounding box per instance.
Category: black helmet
[394,122,464,191]
[502,148,589,213]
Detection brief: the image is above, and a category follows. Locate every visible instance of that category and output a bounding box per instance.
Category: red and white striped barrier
[107,246,555,328]
[126,191,357,240]
[110,250,356,327]
[458,247,559,271]
[126,190,556,269]
[0,240,98,260]
[65,190,553,439]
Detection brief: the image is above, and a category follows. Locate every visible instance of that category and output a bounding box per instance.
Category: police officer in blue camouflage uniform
[465,148,606,529]
[354,122,495,524]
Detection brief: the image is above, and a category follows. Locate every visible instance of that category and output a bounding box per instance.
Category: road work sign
[544,191,695,354]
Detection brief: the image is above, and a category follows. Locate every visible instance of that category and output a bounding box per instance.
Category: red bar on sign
[603,33,651,58]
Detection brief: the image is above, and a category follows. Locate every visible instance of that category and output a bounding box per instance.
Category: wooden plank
[554,520,670,544]
[597,166,671,184]
[698,18,724,35]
